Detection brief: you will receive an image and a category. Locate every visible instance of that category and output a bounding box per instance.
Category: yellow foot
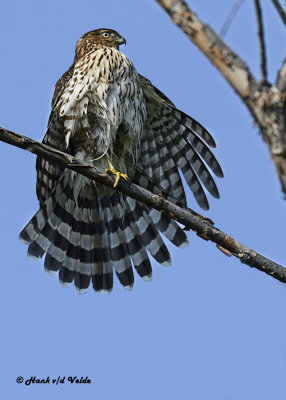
[106,160,128,187]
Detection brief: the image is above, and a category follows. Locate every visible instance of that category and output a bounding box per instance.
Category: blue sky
[1,1,286,399]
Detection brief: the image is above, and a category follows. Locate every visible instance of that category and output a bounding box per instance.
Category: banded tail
[20,170,188,293]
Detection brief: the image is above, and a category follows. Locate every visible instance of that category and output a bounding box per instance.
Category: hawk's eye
[102,32,110,38]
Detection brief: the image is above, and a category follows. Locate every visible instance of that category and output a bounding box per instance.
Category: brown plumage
[20,29,223,293]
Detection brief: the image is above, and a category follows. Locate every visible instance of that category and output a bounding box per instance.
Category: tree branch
[155,0,259,101]
[271,0,286,25]
[277,57,286,91]
[1,126,286,284]
[254,0,268,83]
[155,0,286,199]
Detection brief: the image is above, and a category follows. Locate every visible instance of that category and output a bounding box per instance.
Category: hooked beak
[116,36,126,46]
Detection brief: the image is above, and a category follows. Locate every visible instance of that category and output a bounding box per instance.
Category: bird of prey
[20,28,223,293]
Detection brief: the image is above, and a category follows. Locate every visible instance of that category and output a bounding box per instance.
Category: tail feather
[59,266,75,287]
[19,180,62,244]
[20,167,190,293]
[54,191,78,279]
[34,201,67,260]
[60,190,114,293]
[92,197,113,292]
[106,194,134,289]
[61,206,81,279]
[125,197,171,266]
[44,247,64,274]
[74,270,91,294]
[118,195,152,280]
[22,183,67,259]
[44,196,75,275]
[46,199,75,271]
[74,218,92,294]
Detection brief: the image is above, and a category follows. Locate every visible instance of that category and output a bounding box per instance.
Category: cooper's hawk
[20,29,223,293]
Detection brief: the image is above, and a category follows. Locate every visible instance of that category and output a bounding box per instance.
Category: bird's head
[75,29,126,59]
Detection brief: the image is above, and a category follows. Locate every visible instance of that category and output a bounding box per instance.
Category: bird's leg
[105,158,128,187]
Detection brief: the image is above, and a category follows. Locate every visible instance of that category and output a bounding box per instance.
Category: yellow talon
[106,160,128,187]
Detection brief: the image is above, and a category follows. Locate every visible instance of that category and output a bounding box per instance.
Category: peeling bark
[156,0,286,194]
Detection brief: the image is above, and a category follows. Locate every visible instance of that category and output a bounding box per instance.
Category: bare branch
[155,0,286,201]
[277,57,286,91]
[220,0,245,38]
[271,0,286,25]
[1,126,286,284]
[254,0,268,83]
[155,0,259,101]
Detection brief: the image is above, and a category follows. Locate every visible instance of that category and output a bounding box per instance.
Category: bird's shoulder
[51,63,75,110]
[139,74,175,107]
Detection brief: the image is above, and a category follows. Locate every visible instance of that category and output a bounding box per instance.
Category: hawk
[20,29,223,293]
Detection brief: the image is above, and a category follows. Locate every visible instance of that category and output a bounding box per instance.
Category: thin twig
[254,0,268,83]
[271,0,286,25]
[1,126,286,284]
[220,0,245,38]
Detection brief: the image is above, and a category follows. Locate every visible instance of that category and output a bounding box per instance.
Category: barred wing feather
[139,76,223,210]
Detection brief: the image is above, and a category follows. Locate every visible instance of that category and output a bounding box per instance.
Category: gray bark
[156,0,286,194]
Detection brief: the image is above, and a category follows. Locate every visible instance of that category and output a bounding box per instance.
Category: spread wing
[137,75,223,210]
